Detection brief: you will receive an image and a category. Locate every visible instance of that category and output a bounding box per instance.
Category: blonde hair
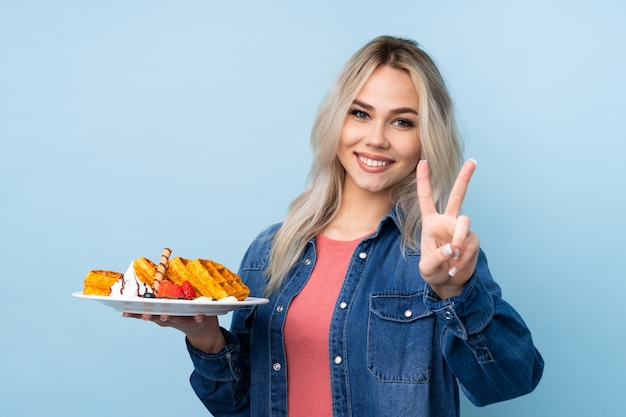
[265,35,463,294]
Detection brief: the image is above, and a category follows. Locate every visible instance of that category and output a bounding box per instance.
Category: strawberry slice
[181,281,196,300]
[157,280,184,299]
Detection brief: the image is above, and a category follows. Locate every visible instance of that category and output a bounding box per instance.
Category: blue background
[1,1,624,416]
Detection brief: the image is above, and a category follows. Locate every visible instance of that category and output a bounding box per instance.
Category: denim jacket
[187,209,544,416]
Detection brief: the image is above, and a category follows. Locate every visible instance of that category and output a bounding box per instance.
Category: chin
[358,182,392,194]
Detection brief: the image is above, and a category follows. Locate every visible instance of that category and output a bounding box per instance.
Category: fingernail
[469,158,477,165]
[195,316,203,323]
[442,243,453,257]
[122,312,128,318]
[453,248,460,260]
[448,267,458,277]
[160,316,168,322]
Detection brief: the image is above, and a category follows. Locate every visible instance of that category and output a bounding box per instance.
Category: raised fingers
[451,215,471,251]
[416,160,437,217]
[443,159,476,217]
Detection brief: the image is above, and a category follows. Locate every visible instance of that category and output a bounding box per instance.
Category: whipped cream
[109,261,153,297]
[217,296,238,303]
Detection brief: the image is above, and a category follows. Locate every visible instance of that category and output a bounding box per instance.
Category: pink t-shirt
[283,233,362,417]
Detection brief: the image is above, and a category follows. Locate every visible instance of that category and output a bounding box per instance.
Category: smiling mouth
[358,155,391,167]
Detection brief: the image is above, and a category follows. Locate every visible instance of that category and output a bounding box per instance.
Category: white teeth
[359,156,390,167]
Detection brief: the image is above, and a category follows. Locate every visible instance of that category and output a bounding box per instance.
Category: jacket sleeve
[187,324,251,417]
[186,225,278,416]
[423,249,544,406]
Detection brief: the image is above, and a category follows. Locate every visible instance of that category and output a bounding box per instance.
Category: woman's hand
[416,159,480,299]
[123,312,226,354]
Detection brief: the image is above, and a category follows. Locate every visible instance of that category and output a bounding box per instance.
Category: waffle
[82,251,248,301]
[164,257,192,286]
[83,270,124,296]
[132,257,158,286]
[167,257,250,301]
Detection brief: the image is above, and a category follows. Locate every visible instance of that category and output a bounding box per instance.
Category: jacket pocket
[367,291,434,383]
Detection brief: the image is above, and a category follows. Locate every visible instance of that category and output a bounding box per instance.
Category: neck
[323,180,392,241]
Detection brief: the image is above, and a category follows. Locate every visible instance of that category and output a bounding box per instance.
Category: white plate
[72,292,268,316]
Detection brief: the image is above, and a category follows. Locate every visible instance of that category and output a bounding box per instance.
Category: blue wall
[1,1,624,415]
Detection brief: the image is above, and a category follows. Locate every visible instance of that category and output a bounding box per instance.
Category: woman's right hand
[123,312,226,354]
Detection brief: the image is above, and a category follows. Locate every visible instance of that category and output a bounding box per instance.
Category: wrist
[429,283,464,300]
[186,319,226,354]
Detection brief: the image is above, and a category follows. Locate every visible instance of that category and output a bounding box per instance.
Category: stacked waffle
[83,250,250,301]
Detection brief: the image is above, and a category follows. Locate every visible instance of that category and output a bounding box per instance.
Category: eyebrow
[352,99,418,116]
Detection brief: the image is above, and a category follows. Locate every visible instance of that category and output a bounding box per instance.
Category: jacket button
[444,310,453,320]
[273,363,282,371]
[358,252,367,259]
[276,305,284,312]
[334,356,343,365]
[339,301,347,309]
[404,309,413,318]
[304,259,312,265]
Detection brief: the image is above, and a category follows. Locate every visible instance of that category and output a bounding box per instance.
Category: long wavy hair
[264,35,463,294]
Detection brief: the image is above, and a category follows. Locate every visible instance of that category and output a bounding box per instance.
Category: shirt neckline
[316,232,373,250]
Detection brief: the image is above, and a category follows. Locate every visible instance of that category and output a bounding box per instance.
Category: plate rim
[72,291,268,304]
[72,291,269,315]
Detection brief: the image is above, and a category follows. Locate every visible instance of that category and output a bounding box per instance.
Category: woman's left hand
[416,159,480,299]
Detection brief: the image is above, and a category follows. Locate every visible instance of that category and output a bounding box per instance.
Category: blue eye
[349,108,369,119]
[394,119,415,128]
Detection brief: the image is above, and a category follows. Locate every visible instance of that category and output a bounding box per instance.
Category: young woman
[130,35,544,416]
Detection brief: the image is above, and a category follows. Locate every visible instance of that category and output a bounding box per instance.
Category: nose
[363,120,389,149]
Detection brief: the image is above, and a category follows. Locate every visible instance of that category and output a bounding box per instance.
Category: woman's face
[338,65,421,198]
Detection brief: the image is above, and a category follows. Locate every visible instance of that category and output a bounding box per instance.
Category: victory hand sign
[416,159,480,300]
